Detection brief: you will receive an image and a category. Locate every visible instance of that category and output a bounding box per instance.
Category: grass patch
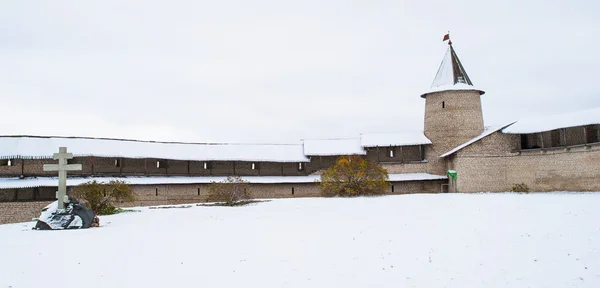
[197,200,268,207]
[149,205,193,210]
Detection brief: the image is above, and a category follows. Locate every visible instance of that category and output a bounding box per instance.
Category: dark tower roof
[421,42,484,98]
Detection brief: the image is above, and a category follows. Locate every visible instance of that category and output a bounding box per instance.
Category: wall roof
[440,123,514,158]
[0,136,310,163]
[502,106,600,134]
[302,138,365,156]
[0,173,448,189]
[360,132,431,147]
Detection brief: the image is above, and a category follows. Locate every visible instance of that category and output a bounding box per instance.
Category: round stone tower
[422,41,485,155]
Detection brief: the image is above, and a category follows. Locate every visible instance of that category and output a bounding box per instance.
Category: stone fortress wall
[0,179,446,224]
[448,128,600,192]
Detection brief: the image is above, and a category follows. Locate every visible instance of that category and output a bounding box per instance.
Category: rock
[33,198,97,230]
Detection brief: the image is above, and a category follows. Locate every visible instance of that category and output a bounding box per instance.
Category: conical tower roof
[421,43,484,98]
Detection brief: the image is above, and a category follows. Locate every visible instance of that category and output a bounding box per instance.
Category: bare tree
[206,176,251,205]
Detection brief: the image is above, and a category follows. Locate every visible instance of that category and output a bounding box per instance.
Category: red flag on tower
[443,34,450,41]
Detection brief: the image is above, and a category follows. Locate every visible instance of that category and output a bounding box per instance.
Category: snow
[0,136,309,162]
[422,82,484,97]
[67,216,83,228]
[502,106,600,134]
[431,46,455,88]
[0,173,447,189]
[1,193,599,287]
[440,123,515,157]
[360,132,432,147]
[302,138,365,156]
[421,46,484,97]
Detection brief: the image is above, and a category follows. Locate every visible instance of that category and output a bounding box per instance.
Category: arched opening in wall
[391,185,395,193]
[0,159,12,166]
[442,101,445,109]
[197,187,200,196]
[155,188,158,196]
[114,159,121,167]
[291,187,295,195]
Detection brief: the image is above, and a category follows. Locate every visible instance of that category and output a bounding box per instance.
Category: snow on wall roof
[502,107,600,134]
[440,123,515,158]
[302,138,366,156]
[421,45,484,98]
[360,132,432,147]
[0,136,310,162]
[0,173,447,189]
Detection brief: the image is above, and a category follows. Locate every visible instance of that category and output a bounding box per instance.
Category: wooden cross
[43,147,82,210]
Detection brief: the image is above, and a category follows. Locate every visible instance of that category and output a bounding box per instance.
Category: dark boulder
[34,198,98,230]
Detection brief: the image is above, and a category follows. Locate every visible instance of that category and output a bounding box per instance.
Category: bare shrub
[71,180,135,215]
[206,176,251,205]
[511,183,530,193]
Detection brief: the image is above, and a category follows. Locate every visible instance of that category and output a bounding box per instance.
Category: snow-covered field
[1,193,599,287]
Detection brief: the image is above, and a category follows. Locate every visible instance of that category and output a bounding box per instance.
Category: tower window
[298,162,304,171]
[203,162,212,169]
[0,159,12,166]
[392,185,395,193]
[251,163,259,170]
[389,149,394,158]
[442,101,445,109]
[291,187,295,195]
[114,159,121,167]
[157,160,167,168]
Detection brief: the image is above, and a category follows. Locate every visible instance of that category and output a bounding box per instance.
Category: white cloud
[0,0,598,143]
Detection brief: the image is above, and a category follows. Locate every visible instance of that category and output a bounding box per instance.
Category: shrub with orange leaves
[320,155,389,197]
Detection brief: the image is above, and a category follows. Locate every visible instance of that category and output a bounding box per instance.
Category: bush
[71,180,135,215]
[320,156,389,197]
[206,176,251,205]
[511,183,530,193]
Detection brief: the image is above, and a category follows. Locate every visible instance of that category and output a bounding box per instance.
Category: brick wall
[365,145,424,163]
[0,201,52,225]
[0,158,24,176]
[450,131,600,192]
[424,90,485,156]
[0,179,445,224]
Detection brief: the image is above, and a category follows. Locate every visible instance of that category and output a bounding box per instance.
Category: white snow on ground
[502,106,600,134]
[1,193,600,287]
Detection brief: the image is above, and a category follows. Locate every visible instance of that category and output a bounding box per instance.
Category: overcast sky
[0,0,598,143]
